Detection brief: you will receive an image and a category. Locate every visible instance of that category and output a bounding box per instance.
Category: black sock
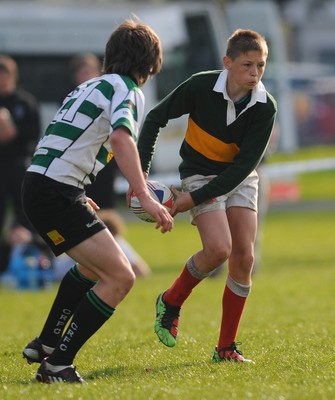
[39,265,96,347]
[47,289,115,366]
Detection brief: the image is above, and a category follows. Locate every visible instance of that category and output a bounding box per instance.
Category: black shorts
[22,172,106,256]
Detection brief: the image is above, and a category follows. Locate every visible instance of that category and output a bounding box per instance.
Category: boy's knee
[207,245,231,267]
[233,251,254,274]
[121,268,136,290]
[104,261,136,291]
[241,252,254,269]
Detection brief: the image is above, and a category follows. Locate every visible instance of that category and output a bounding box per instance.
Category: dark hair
[103,19,162,84]
[226,29,268,60]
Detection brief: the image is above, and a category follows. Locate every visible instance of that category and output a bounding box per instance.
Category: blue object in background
[1,244,53,290]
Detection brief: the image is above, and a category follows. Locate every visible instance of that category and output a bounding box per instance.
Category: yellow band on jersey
[185,117,240,163]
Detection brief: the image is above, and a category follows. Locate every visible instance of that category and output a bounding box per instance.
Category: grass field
[1,146,334,399]
[1,204,334,399]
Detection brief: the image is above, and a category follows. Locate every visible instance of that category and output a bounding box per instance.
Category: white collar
[213,69,267,105]
[213,70,267,125]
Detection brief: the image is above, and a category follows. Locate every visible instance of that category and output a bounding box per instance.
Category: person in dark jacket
[0,55,41,272]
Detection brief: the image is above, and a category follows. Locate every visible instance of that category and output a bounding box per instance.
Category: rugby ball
[130,180,174,223]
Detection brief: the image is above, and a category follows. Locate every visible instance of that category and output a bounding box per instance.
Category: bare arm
[110,128,173,233]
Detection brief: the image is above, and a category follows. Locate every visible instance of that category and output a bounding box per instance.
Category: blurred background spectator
[0,55,43,273]
[68,53,102,91]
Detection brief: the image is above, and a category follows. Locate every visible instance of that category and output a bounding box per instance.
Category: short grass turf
[1,207,335,400]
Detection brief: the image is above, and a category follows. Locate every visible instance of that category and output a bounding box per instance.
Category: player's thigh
[67,229,132,281]
[195,210,232,253]
[226,206,257,253]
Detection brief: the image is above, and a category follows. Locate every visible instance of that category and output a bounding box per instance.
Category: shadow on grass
[6,376,38,385]
[7,363,194,385]
[85,362,195,382]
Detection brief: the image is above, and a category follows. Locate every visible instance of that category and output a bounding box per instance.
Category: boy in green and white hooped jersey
[138,29,277,363]
[21,20,173,384]
[29,74,144,187]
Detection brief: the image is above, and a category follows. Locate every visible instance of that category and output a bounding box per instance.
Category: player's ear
[223,56,231,70]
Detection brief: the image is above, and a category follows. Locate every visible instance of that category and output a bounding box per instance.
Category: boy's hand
[138,192,173,233]
[170,185,195,217]
[86,197,100,211]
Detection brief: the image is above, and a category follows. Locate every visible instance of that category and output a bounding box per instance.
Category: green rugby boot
[154,292,181,347]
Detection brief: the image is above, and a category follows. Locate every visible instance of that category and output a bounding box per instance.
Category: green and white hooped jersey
[28,74,144,188]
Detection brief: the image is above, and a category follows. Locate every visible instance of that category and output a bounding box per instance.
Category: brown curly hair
[103,19,162,85]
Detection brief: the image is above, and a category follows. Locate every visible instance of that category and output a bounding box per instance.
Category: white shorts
[182,171,259,224]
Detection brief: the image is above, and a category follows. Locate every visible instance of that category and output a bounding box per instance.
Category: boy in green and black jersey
[138,28,277,363]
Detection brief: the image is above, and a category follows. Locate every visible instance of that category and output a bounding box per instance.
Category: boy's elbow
[110,127,132,147]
